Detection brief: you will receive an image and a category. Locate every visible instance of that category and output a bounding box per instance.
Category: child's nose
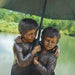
[48,41,52,45]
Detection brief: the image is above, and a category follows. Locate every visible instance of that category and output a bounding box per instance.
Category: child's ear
[21,33,25,37]
[41,35,44,41]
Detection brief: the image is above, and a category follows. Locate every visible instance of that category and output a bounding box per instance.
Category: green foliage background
[0,8,75,36]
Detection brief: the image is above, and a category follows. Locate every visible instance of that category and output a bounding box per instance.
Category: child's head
[41,27,60,50]
[18,18,38,43]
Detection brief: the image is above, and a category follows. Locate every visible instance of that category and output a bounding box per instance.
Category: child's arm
[33,55,56,75]
[13,43,41,68]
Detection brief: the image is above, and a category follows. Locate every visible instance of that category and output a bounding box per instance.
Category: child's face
[23,29,37,43]
[43,36,57,51]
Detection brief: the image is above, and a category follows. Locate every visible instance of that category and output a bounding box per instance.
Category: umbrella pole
[36,0,47,45]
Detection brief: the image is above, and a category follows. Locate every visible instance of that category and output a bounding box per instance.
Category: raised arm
[13,43,41,67]
[13,43,34,67]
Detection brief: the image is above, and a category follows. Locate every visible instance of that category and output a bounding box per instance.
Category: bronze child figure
[33,27,60,75]
[11,18,41,75]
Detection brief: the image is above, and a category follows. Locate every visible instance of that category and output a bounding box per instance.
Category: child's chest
[38,53,49,65]
[22,43,33,56]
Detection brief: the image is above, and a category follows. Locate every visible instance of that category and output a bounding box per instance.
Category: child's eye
[52,41,55,43]
[29,33,33,36]
[52,41,55,44]
[45,40,50,43]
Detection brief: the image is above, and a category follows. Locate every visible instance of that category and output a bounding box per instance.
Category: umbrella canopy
[0,0,75,44]
[0,0,75,20]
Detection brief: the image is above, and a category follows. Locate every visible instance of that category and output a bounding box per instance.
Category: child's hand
[54,46,60,58]
[33,56,39,65]
[32,45,41,55]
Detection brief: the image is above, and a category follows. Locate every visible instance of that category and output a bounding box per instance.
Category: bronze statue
[11,18,41,75]
[32,27,60,75]
[11,19,60,75]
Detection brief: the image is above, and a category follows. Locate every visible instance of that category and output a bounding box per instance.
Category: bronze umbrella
[0,0,75,44]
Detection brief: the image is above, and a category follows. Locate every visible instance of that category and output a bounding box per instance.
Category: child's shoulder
[13,36,23,52]
[13,35,23,51]
[14,35,22,44]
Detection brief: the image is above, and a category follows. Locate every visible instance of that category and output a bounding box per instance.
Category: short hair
[41,27,60,44]
[18,18,38,35]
